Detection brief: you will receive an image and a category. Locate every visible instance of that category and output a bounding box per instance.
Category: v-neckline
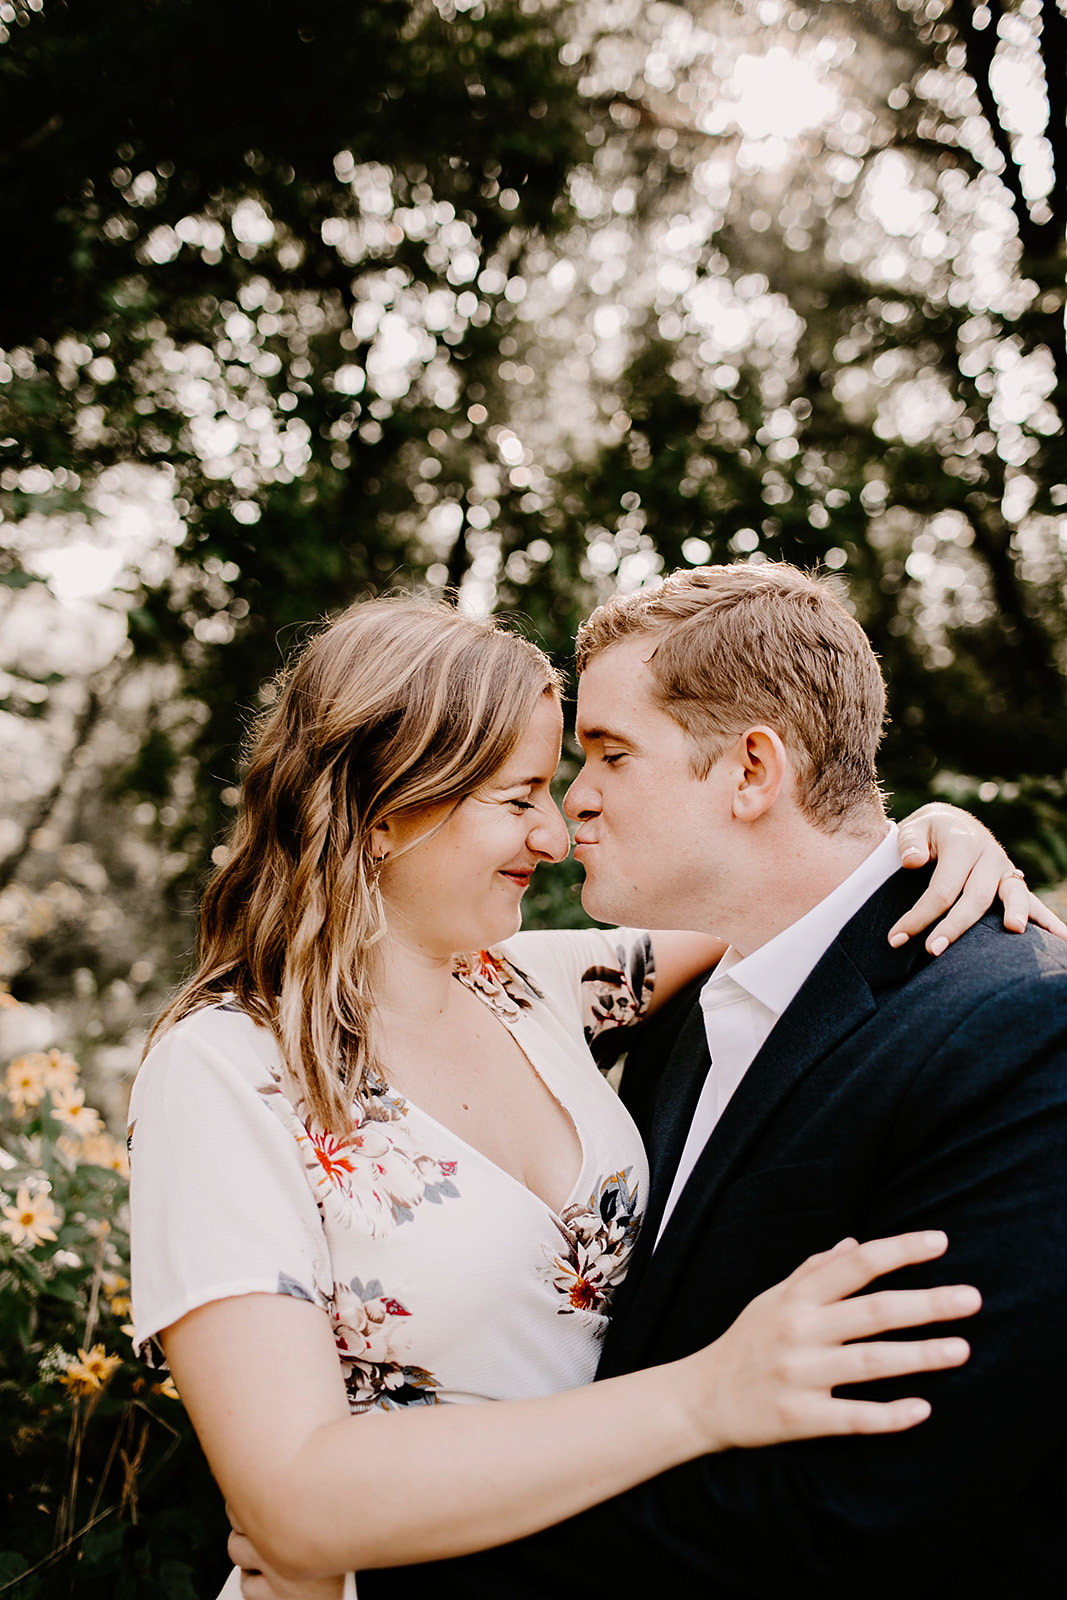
[379,987,590,1225]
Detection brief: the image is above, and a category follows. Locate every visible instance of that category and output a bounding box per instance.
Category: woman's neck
[374,930,461,1032]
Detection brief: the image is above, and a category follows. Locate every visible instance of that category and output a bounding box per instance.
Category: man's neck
[724,817,891,958]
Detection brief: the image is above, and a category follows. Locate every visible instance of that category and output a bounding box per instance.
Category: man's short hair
[575,562,887,830]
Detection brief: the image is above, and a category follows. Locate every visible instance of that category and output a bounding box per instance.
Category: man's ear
[731,727,788,821]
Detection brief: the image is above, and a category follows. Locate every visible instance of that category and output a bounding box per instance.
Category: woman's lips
[501,869,533,886]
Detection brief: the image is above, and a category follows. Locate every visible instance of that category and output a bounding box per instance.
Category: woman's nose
[532,802,571,862]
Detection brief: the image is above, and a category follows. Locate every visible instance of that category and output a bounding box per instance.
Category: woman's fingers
[889,804,1064,951]
[996,872,1029,934]
[893,853,1006,955]
[706,1230,981,1451]
[891,862,1066,950]
[1022,889,1067,943]
[926,855,1006,954]
[810,1334,971,1391]
[895,813,933,869]
[826,1282,981,1342]
[887,876,977,953]
[783,1236,859,1282]
[758,1335,970,1445]
[819,1396,932,1436]
[889,803,1023,952]
[797,1229,950,1305]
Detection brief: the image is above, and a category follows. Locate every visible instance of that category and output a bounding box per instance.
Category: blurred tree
[2,0,1066,1031]
[0,0,591,975]
[486,0,1066,878]
[1,8,1065,1572]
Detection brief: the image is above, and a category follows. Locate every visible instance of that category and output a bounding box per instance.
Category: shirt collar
[704,823,900,1021]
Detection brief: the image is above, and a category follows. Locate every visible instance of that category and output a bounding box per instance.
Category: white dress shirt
[655,824,901,1244]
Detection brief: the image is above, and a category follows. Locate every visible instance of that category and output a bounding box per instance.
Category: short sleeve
[500,927,655,1046]
[128,1008,332,1368]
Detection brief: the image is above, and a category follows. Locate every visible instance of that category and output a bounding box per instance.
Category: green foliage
[523,0,1067,866]
[0,0,589,853]
[1,0,1066,1027]
[0,1035,227,1595]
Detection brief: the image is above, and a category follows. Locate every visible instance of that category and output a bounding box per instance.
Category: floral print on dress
[300,1116,459,1237]
[330,1275,439,1411]
[258,1073,461,1239]
[452,948,544,1022]
[543,1166,641,1323]
[581,934,655,1044]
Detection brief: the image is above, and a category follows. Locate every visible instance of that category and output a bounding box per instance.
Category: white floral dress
[129,927,654,1491]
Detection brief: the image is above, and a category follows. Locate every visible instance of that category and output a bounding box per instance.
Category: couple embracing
[129,561,1067,1598]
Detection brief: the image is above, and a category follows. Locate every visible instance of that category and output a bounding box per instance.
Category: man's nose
[563,772,599,821]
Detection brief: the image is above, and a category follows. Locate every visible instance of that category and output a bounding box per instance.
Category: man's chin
[579,876,631,927]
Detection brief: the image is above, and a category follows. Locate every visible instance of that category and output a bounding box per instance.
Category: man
[369,562,1067,1595]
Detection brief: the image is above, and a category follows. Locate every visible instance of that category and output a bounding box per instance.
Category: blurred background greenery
[0,0,1064,1588]
[0,0,1064,1191]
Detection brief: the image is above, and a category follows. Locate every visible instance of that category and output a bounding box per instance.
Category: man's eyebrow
[576,726,631,746]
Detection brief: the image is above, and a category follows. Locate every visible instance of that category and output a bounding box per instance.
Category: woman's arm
[889,801,1066,951]
[645,803,1067,1017]
[163,1230,976,1581]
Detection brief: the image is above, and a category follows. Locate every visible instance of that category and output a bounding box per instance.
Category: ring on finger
[1000,866,1026,883]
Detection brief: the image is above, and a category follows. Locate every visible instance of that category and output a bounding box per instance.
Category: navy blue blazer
[361,869,1067,1596]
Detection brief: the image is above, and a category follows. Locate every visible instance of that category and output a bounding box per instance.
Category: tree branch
[1040,0,1067,244]
[0,672,111,894]
[0,112,63,168]
[949,0,1048,258]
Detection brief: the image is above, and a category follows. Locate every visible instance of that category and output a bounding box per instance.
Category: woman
[129,598,1038,1599]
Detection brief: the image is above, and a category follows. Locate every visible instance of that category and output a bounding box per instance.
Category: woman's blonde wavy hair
[148,598,561,1130]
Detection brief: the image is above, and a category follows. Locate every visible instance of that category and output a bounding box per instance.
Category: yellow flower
[3,1049,80,1114]
[77,1131,130,1176]
[1,1185,62,1248]
[59,1343,123,1396]
[49,1086,103,1139]
[103,1271,132,1317]
[152,1376,181,1401]
[42,1049,80,1095]
[4,1054,50,1113]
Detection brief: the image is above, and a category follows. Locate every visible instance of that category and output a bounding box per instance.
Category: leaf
[44,1275,82,1306]
[628,941,646,999]
[81,1518,127,1566]
[13,1252,48,1293]
[157,1560,200,1600]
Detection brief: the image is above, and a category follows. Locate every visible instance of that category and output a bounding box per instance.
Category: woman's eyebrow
[485,773,544,791]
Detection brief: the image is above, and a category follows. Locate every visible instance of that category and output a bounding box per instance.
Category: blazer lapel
[645,1004,711,1209]
[649,943,875,1277]
[612,868,935,1360]
[599,1004,710,1359]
